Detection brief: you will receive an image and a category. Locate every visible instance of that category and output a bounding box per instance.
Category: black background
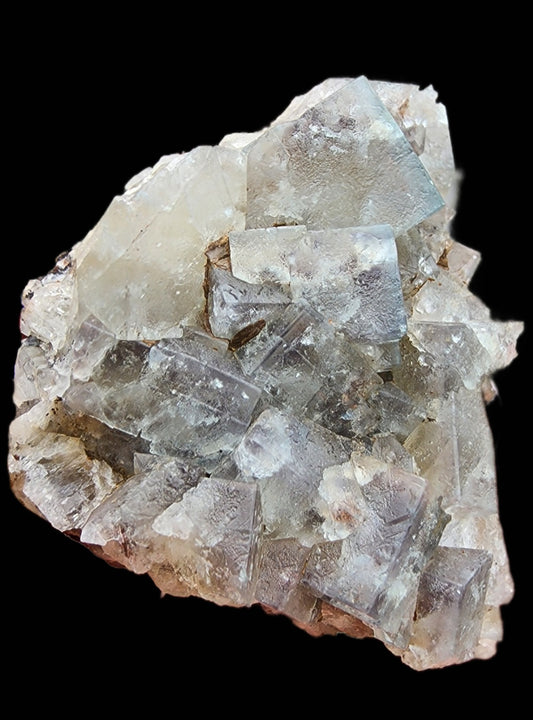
[3,16,530,711]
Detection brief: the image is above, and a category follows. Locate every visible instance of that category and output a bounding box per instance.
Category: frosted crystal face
[8,76,523,670]
[230,224,406,343]
[244,76,444,233]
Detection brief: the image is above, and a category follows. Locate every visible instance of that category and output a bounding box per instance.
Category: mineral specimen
[8,76,523,670]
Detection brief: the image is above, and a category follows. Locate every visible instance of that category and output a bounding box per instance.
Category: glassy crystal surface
[8,76,523,670]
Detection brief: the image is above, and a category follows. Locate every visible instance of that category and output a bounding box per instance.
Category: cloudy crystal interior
[8,76,523,670]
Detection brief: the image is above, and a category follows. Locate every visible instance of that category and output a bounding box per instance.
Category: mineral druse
[9,77,523,669]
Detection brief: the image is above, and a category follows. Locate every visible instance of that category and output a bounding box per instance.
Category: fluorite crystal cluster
[8,77,523,669]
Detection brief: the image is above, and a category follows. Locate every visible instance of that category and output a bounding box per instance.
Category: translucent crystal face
[8,76,523,670]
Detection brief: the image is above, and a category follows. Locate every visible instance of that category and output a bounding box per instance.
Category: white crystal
[151,476,261,606]
[72,146,246,341]
[207,265,290,340]
[231,224,406,343]
[8,76,523,670]
[304,454,447,645]
[245,76,444,233]
[403,547,492,669]
[234,408,352,544]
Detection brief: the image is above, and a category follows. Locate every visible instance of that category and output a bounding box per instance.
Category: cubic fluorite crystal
[8,76,523,669]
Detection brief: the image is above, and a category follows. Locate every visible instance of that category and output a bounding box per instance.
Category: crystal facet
[8,76,523,669]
